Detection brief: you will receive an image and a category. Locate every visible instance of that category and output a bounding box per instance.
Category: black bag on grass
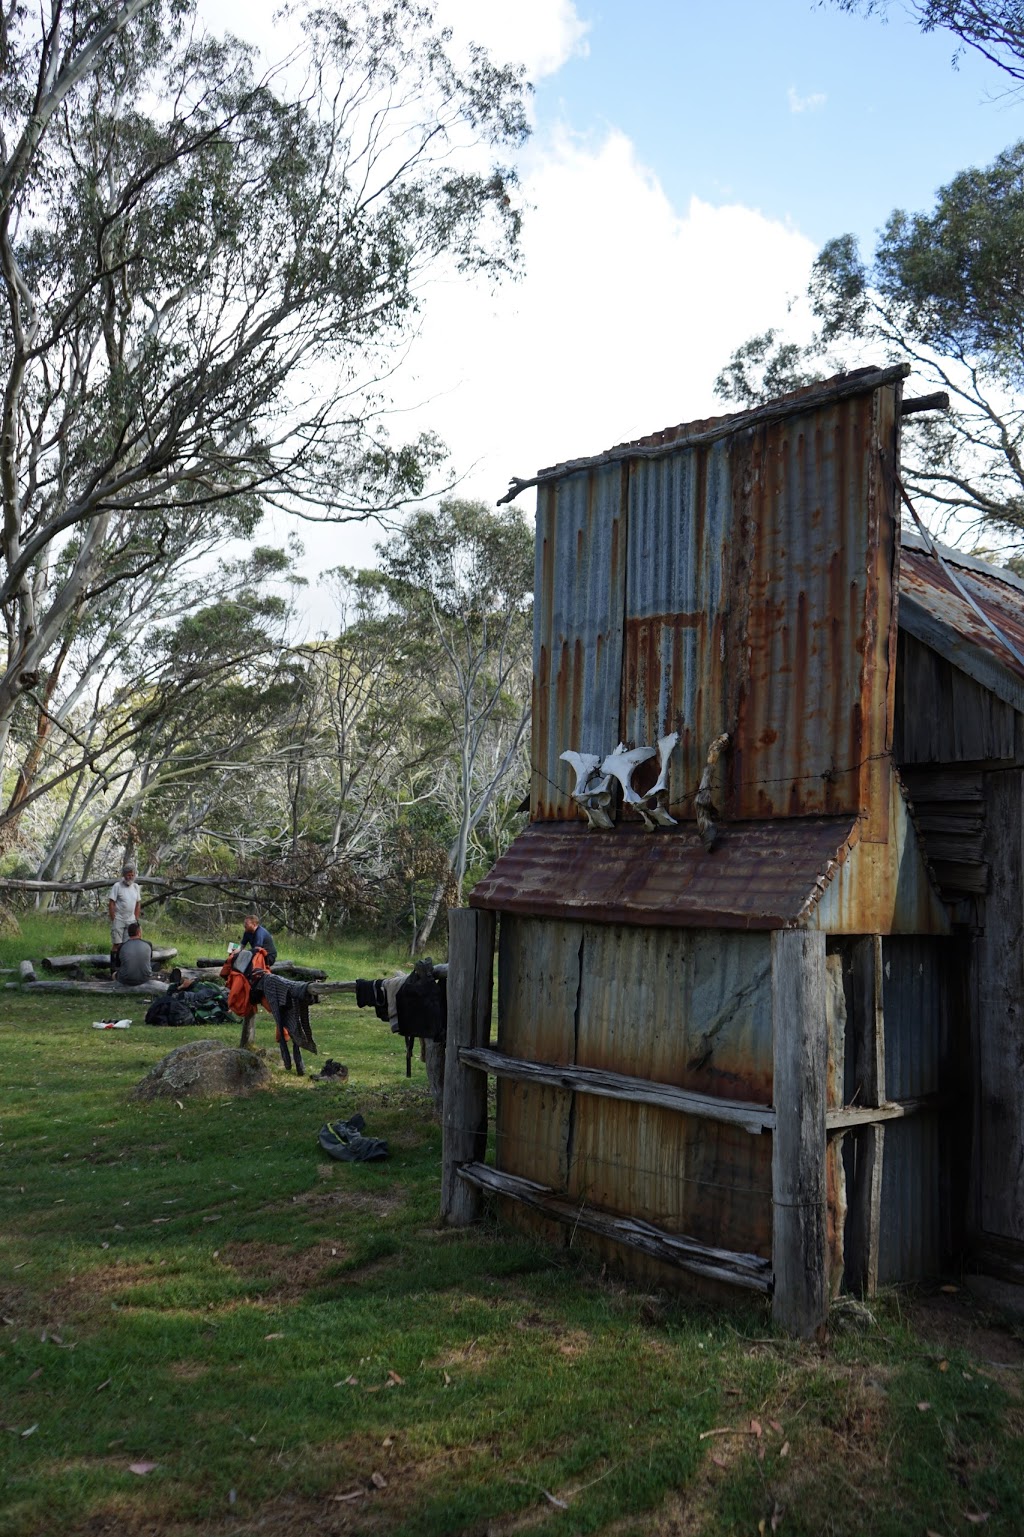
[144,990,194,1026]
[318,1114,389,1163]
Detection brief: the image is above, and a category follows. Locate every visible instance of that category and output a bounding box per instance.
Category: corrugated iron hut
[897,534,1024,1286]
[441,365,983,1336]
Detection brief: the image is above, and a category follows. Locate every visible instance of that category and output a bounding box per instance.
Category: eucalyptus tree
[716,138,1024,543]
[20,548,299,887]
[827,1,1024,84]
[378,498,533,950]
[0,0,529,799]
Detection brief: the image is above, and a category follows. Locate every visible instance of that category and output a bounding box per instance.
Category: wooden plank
[899,595,1024,718]
[441,909,495,1226]
[825,1095,948,1130]
[846,1124,885,1297]
[459,1047,776,1135]
[457,1161,772,1293]
[975,768,1024,1243]
[771,929,828,1337]
[849,935,885,1107]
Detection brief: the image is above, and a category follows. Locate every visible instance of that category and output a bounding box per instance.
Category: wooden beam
[457,1162,773,1293]
[845,935,887,1298]
[458,1047,776,1135]
[849,935,885,1107]
[441,909,495,1226]
[847,1124,885,1297]
[771,929,828,1337]
[825,1095,946,1130]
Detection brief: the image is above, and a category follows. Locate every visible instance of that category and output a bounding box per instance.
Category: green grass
[1,915,1023,1536]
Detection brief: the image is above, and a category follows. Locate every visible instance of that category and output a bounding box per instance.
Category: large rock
[0,904,21,937]
[133,1039,271,1100]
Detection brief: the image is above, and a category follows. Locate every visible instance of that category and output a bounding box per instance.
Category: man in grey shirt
[115,922,153,985]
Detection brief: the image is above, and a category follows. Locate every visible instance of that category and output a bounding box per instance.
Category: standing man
[239,912,277,967]
[108,862,142,976]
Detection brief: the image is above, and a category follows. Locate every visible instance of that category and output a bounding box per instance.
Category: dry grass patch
[217,1240,348,1296]
[282,1186,403,1218]
[166,1360,209,1381]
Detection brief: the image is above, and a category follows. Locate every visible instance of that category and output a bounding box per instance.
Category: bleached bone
[560,750,602,798]
[561,748,614,829]
[600,742,656,804]
[646,733,679,798]
[634,732,679,831]
[578,790,614,830]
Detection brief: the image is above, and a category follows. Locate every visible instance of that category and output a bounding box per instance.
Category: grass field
[1,913,1023,1537]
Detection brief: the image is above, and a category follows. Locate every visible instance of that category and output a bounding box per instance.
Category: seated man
[115,921,153,986]
[239,912,277,967]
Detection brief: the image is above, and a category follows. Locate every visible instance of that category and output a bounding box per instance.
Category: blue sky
[540,2,1024,250]
[204,0,1024,620]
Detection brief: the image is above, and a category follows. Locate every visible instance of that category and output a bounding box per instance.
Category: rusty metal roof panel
[899,537,1024,714]
[470,817,860,929]
[532,464,627,820]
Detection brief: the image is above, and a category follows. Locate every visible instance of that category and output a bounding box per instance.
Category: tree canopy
[716,134,1024,543]
[0,0,529,780]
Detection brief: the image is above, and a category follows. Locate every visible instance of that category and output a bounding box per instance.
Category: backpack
[144,990,194,1026]
[184,983,230,1024]
[394,958,447,1077]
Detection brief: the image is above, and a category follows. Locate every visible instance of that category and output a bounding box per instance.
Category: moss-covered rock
[133,1039,271,1100]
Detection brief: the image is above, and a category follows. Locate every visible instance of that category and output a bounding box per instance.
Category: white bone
[600,742,656,804]
[560,749,602,797]
[646,733,679,798]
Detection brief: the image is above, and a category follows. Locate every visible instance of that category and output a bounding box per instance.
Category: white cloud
[788,86,827,113]
[434,0,590,79]
[384,126,818,500]
[292,125,820,632]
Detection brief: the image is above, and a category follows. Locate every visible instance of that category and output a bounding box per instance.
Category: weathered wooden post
[771,927,828,1337]
[846,934,886,1297]
[441,907,495,1225]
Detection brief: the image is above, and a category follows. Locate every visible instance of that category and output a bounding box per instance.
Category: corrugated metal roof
[529,366,903,834]
[470,817,860,929]
[899,535,1024,714]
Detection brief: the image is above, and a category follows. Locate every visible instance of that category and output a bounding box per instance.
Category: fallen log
[42,948,177,971]
[194,956,327,980]
[21,978,169,997]
[313,980,358,995]
[20,959,36,983]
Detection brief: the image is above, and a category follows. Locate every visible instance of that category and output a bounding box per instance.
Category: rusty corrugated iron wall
[531,369,904,833]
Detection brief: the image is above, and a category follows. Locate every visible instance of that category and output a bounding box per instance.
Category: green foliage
[714,330,824,407]
[716,132,1024,543]
[0,0,531,776]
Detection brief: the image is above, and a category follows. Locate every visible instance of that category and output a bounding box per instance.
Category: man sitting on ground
[115,921,153,986]
[239,912,277,967]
